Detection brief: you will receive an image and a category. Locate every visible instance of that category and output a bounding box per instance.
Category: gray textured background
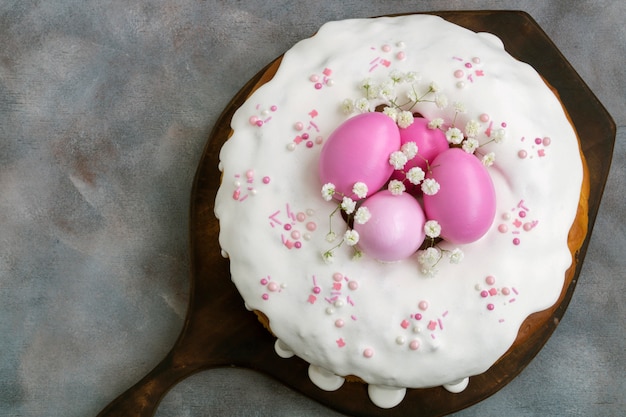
[1,1,624,416]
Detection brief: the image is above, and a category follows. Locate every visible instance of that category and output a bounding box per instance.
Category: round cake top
[215,14,583,401]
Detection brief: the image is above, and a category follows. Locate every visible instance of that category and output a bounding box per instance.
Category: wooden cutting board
[98,11,615,417]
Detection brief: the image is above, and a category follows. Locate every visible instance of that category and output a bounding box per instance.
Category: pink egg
[423,148,496,244]
[353,190,426,262]
[390,117,449,194]
[319,112,400,198]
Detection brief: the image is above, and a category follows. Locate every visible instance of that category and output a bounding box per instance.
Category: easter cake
[214,14,588,408]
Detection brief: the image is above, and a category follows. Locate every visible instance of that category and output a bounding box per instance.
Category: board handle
[97,350,202,417]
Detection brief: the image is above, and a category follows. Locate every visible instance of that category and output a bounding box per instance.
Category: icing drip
[367,385,407,409]
[308,365,345,391]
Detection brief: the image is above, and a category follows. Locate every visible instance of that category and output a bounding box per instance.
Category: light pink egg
[353,190,426,262]
[319,112,400,198]
[390,117,449,194]
[423,148,496,244]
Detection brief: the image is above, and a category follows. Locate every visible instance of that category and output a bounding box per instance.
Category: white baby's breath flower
[435,94,448,109]
[341,196,356,215]
[352,182,368,199]
[449,248,464,264]
[465,120,480,138]
[428,118,444,129]
[322,250,335,264]
[326,231,337,243]
[388,179,406,195]
[355,97,371,113]
[406,167,425,185]
[445,127,464,145]
[352,250,363,260]
[462,138,479,154]
[482,152,496,167]
[407,89,419,103]
[424,220,441,239]
[383,106,399,122]
[361,78,373,90]
[343,229,360,246]
[453,101,467,113]
[354,206,371,225]
[341,98,355,114]
[417,247,442,273]
[421,178,440,195]
[405,71,421,83]
[493,128,506,143]
[429,82,440,93]
[389,150,408,170]
[379,81,395,101]
[366,84,380,100]
[321,183,336,201]
[389,70,405,84]
[401,141,418,159]
[397,110,414,128]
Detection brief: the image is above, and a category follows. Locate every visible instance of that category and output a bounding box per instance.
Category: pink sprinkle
[294,241,302,249]
[245,169,254,180]
[323,68,332,76]
[369,64,378,72]
[485,121,493,137]
[487,303,495,311]
[293,135,303,144]
[309,109,318,118]
[502,287,511,295]
[260,278,268,285]
[267,282,279,292]
[479,113,490,122]
[518,150,528,159]
[315,136,324,145]
[512,287,519,295]
[382,44,391,52]
[283,224,292,231]
[381,59,391,67]
[498,224,508,233]
[306,222,317,231]
[309,74,319,82]
[538,149,546,157]
[348,281,358,290]
[415,313,422,320]
[499,319,505,323]
[513,238,521,245]
[427,320,437,331]
[270,105,277,112]
[485,275,496,285]
[409,340,420,350]
[489,287,498,296]
[517,200,529,211]
[465,62,472,68]
[294,122,304,131]
[401,319,410,329]
[249,115,259,125]
[238,194,248,202]
[332,272,343,282]
[314,83,322,89]
[307,295,316,304]
[335,319,344,328]
[500,121,506,127]
[480,290,489,298]
[301,133,309,140]
[369,57,380,65]
[396,51,406,60]
[472,57,481,64]
[336,338,345,348]
[347,296,354,306]
[306,141,314,148]
[262,176,270,184]
[438,318,443,330]
[454,69,464,78]
[232,189,240,200]
[262,294,269,300]
[363,348,374,358]
[509,298,516,303]
[543,137,551,146]
[535,137,543,145]
[351,315,357,321]
[476,70,484,77]
[309,121,319,131]
[255,120,263,127]
[333,282,342,290]
[453,56,463,61]
[442,311,449,317]
[418,300,429,311]
[283,239,294,249]
[313,286,321,294]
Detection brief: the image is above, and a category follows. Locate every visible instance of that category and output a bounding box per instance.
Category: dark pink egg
[423,148,496,244]
[353,190,426,262]
[390,117,449,194]
[319,112,400,198]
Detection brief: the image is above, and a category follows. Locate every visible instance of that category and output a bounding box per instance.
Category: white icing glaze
[308,365,345,391]
[368,385,407,409]
[274,338,295,358]
[443,377,470,393]
[214,15,582,404]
